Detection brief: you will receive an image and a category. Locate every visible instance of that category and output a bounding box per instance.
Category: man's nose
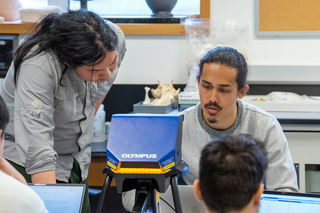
[209,89,219,102]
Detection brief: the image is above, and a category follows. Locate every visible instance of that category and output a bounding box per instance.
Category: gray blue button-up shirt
[0,22,126,182]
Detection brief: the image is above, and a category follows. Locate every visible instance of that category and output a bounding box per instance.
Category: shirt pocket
[53,86,78,122]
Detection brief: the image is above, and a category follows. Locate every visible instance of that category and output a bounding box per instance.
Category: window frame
[118,0,210,35]
[0,0,210,35]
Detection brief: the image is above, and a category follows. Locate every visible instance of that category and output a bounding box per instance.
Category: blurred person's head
[194,134,268,213]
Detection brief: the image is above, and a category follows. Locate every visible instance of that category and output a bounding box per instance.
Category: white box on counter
[178,92,200,111]
[242,95,320,112]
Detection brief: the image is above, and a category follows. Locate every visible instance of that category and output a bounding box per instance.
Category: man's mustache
[204,101,223,111]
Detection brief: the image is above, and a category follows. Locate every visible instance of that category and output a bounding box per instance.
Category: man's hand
[0,157,27,184]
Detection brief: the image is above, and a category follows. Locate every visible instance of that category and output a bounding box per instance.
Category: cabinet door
[285,132,320,193]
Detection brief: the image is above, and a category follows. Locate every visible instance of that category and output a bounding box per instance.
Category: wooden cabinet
[88,155,116,187]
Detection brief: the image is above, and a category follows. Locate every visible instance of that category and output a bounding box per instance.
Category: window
[69,0,200,16]
[5,0,209,35]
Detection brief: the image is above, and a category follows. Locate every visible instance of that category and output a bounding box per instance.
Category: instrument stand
[96,163,187,213]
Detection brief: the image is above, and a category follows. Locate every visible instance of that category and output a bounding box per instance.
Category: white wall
[116,0,320,84]
[211,0,320,66]
[115,35,188,84]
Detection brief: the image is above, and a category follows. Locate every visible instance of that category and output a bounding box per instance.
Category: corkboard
[255,0,320,36]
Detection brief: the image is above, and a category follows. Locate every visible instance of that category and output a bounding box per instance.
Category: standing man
[182,46,299,192]
[194,134,268,213]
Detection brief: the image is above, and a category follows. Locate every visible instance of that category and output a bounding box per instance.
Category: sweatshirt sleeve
[14,63,57,175]
[264,118,299,192]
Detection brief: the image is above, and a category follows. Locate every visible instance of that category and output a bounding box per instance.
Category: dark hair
[198,47,248,90]
[14,10,118,85]
[0,95,9,132]
[199,134,268,213]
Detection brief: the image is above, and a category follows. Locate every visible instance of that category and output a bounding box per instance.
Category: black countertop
[102,15,187,24]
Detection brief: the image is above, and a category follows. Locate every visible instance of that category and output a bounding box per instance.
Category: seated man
[182,46,299,192]
[0,95,48,213]
[194,134,267,213]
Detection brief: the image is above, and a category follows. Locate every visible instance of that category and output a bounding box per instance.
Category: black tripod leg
[152,188,159,213]
[171,175,183,213]
[96,174,113,213]
[143,183,159,213]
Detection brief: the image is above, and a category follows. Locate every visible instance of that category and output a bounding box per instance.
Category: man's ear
[193,179,204,202]
[237,84,249,99]
[253,183,264,207]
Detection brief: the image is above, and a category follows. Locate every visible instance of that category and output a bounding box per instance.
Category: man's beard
[207,117,217,124]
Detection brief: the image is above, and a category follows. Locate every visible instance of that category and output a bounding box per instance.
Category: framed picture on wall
[255,0,320,36]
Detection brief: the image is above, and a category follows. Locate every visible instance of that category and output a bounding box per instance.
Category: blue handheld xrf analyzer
[97,113,188,213]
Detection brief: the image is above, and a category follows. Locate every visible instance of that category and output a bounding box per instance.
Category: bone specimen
[150,87,171,106]
[143,80,180,106]
[142,87,151,105]
[151,80,180,100]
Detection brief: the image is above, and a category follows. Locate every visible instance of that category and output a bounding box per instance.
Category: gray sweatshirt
[182,100,299,192]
